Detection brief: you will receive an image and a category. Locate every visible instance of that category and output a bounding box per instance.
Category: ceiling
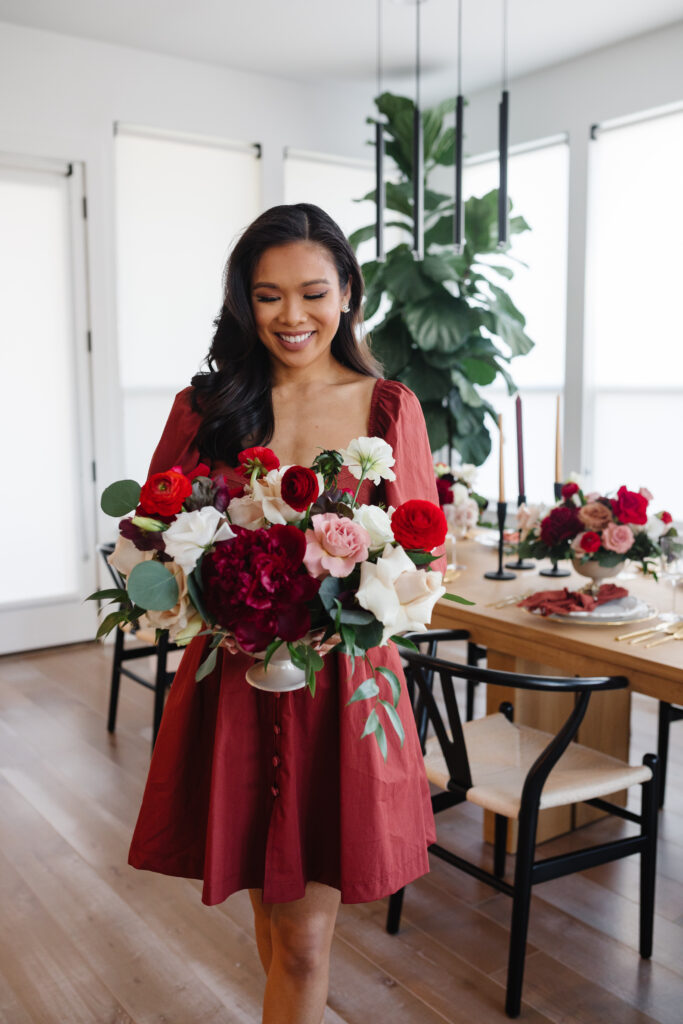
[0,0,682,94]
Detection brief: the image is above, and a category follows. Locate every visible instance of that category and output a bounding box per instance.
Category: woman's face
[250,241,351,373]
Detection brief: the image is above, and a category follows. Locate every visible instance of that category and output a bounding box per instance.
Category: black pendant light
[453,0,464,253]
[497,0,509,247]
[375,0,386,262]
[412,0,425,261]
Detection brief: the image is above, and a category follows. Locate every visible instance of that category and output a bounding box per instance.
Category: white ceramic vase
[245,639,308,693]
[571,556,620,595]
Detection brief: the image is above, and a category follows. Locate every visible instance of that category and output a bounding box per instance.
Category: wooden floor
[0,641,681,1024]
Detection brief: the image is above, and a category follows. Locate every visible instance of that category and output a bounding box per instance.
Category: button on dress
[128,378,440,905]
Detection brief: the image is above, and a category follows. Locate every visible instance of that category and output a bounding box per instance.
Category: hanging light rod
[454,0,464,253]
[498,0,510,248]
[391,0,428,260]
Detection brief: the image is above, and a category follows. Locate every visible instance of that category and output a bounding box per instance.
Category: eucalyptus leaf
[441,593,475,605]
[379,699,405,748]
[127,560,179,611]
[374,720,388,761]
[361,707,380,738]
[86,587,127,602]
[195,646,218,681]
[100,479,141,517]
[376,666,401,708]
[96,609,128,640]
[347,678,380,705]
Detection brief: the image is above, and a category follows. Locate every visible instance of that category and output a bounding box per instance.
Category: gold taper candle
[498,413,505,502]
[555,395,562,482]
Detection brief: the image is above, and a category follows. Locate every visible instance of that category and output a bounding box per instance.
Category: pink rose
[639,487,654,502]
[602,522,634,554]
[304,513,371,578]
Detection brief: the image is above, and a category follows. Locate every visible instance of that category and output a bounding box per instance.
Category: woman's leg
[259,881,341,1024]
[249,888,274,974]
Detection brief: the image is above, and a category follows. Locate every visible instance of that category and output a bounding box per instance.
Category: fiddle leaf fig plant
[351,92,534,465]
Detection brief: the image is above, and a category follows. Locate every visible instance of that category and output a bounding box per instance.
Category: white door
[0,156,98,653]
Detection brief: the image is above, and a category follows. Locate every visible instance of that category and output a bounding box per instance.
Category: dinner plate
[527,594,658,626]
[476,530,519,548]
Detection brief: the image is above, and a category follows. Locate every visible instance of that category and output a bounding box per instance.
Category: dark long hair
[191,203,381,465]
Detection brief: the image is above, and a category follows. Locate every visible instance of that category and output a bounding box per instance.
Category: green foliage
[127,560,179,611]
[358,91,535,462]
[100,479,141,517]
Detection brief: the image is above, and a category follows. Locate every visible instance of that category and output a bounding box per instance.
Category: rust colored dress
[128,378,440,905]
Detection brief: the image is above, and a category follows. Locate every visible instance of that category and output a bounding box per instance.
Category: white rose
[453,497,479,530]
[452,482,469,507]
[162,507,234,574]
[644,514,666,542]
[456,463,477,487]
[340,436,396,485]
[107,534,154,577]
[352,504,395,549]
[250,467,323,525]
[356,543,446,644]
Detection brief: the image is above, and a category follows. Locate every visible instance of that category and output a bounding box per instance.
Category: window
[586,109,683,515]
[463,141,569,504]
[115,126,261,481]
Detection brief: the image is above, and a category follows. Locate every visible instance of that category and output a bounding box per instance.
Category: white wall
[449,20,683,480]
[0,20,375,543]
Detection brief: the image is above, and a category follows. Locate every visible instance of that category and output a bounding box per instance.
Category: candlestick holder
[506,492,535,570]
[539,559,570,578]
[485,501,516,580]
[554,481,563,502]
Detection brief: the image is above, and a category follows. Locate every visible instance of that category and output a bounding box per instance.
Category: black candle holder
[485,501,516,580]
[506,492,535,571]
[554,480,563,502]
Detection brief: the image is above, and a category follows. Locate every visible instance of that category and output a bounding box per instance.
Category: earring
[341,302,350,313]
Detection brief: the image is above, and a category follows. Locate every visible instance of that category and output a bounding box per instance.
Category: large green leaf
[431,125,456,167]
[465,190,499,253]
[382,249,434,304]
[403,295,476,353]
[101,479,141,517]
[421,400,450,451]
[369,317,412,376]
[423,97,456,163]
[127,560,179,611]
[460,357,498,387]
[400,354,453,403]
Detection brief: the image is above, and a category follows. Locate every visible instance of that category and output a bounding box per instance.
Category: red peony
[579,531,602,553]
[561,482,579,500]
[391,499,448,551]
[435,477,454,506]
[611,486,648,526]
[139,467,192,516]
[662,511,673,525]
[202,524,320,652]
[281,465,319,512]
[237,446,280,478]
[540,505,582,547]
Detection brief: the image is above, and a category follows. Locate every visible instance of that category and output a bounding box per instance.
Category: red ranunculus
[237,446,280,478]
[391,499,448,551]
[580,531,602,553]
[202,524,320,652]
[661,511,673,525]
[139,468,192,516]
[540,505,582,547]
[561,482,579,500]
[611,486,648,525]
[281,465,319,512]
[435,477,454,506]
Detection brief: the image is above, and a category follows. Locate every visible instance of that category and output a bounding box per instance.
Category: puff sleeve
[148,387,203,477]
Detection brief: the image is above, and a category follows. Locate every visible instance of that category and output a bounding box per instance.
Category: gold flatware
[486,590,534,610]
[615,622,667,642]
[645,628,683,648]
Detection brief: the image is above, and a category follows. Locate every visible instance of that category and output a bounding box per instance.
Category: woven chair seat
[424,712,652,819]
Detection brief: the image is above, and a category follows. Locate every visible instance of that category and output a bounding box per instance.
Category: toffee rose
[602,522,634,554]
[303,513,371,578]
[578,501,613,531]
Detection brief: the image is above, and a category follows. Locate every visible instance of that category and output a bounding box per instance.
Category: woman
[128,203,441,1024]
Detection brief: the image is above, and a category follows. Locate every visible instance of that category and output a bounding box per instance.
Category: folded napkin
[519,583,629,616]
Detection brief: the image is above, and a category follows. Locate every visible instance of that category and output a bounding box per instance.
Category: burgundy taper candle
[515,394,525,499]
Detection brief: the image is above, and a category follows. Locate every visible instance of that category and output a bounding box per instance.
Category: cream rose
[356,543,446,644]
[352,504,395,549]
[227,493,266,530]
[107,535,154,577]
[162,506,234,573]
[451,482,469,507]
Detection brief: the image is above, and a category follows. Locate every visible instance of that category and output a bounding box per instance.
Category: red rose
[661,511,673,525]
[139,468,192,516]
[436,477,454,506]
[237,446,280,478]
[202,524,320,651]
[540,505,581,546]
[281,465,319,512]
[561,482,579,500]
[580,531,602,553]
[391,500,448,551]
[611,486,648,526]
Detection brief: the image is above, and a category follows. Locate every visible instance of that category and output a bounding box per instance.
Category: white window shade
[115,128,261,480]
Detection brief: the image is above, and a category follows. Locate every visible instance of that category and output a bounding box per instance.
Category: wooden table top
[433,534,683,705]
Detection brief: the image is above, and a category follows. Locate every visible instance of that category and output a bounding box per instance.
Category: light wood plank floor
[0,640,681,1023]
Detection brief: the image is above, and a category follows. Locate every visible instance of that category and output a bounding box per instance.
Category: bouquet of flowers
[90,437,470,757]
[434,461,486,536]
[516,481,677,577]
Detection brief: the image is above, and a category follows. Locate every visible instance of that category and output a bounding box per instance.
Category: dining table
[431,533,683,848]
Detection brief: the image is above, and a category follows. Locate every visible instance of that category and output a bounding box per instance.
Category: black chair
[387,629,659,1019]
[98,543,178,752]
[657,701,683,807]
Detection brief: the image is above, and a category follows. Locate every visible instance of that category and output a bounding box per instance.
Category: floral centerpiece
[434,461,486,537]
[90,438,471,758]
[516,481,677,585]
